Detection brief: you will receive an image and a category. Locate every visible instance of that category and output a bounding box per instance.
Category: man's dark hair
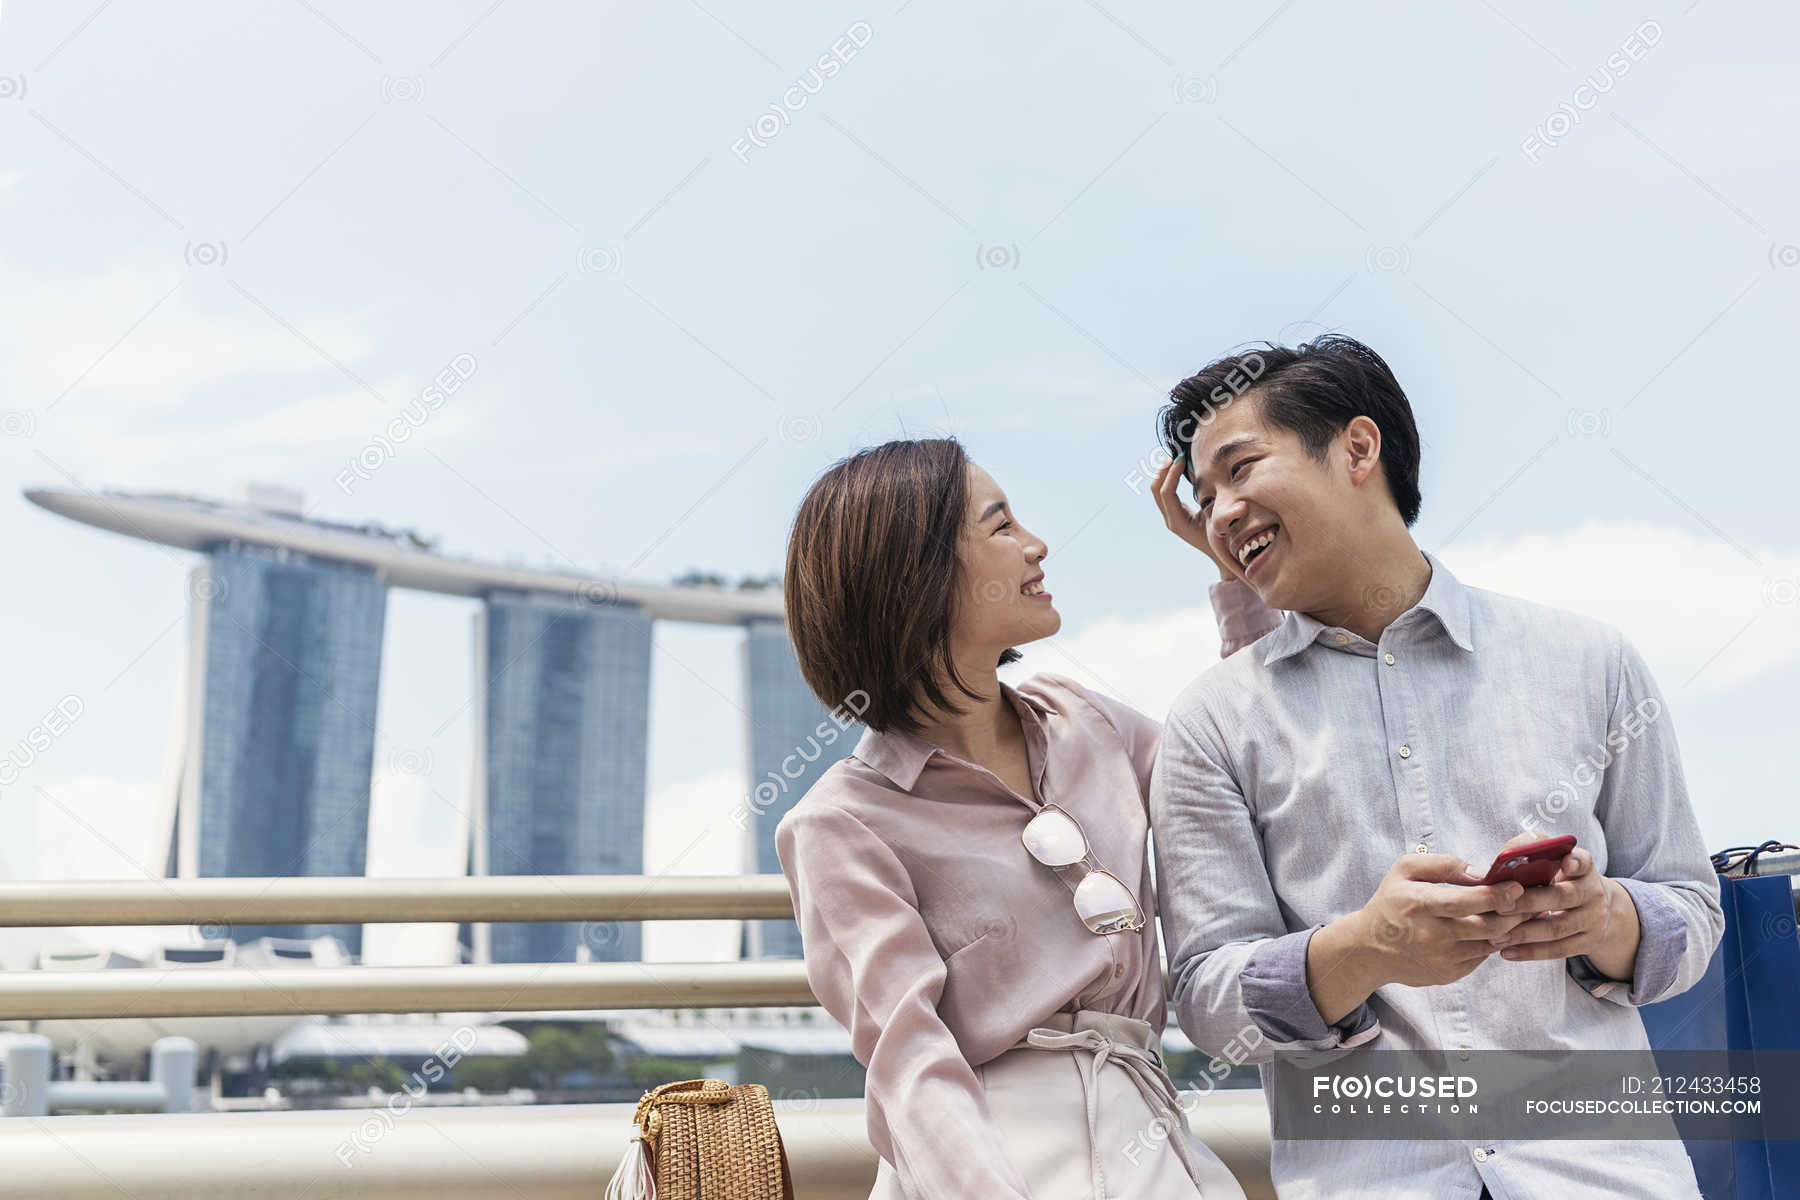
[784,437,1021,735]
[1158,333,1423,526]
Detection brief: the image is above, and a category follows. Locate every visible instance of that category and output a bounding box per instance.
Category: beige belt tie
[1019,1022,1210,1199]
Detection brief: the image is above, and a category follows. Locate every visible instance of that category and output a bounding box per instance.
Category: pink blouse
[772,579,1278,1199]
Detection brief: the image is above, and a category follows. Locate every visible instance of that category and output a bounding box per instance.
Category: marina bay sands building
[183,544,387,954]
[473,592,653,964]
[25,484,858,965]
[742,618,858,958]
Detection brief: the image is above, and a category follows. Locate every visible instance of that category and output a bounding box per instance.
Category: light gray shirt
[1153,549,1724,1199]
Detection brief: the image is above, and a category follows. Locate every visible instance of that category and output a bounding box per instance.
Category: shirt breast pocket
[935,918,1022,1035]
[919,901,1020,962]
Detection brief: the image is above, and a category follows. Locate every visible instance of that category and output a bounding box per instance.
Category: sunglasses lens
[1022,808,1087,867]
[1074,871,1141,934]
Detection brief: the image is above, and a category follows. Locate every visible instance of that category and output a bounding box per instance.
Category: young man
[1147,334,1724,1198]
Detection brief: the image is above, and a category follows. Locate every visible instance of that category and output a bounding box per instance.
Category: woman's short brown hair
[783,438,1020,735]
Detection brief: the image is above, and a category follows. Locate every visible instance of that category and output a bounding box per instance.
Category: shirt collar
[851,678,1051,793]
[1259,548,1474,667]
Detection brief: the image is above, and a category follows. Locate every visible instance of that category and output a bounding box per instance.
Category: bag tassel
[605,1133,656,1200]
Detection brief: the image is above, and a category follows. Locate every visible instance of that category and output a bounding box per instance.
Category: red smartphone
[1476,835,1577,888]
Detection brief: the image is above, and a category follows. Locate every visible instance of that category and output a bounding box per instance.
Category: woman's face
[953,462,1060,656]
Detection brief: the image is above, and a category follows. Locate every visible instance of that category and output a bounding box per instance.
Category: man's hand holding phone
[1306,853,1532,1023]
[1355,854,1534,987]
[1484,831,1642,980]
[1308,834,1645,1024]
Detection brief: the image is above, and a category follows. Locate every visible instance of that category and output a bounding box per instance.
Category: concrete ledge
[0,1094,1275,1198]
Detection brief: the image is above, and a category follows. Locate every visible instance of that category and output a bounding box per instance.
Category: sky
[0,0,1795,968]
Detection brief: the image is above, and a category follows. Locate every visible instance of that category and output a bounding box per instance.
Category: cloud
[359,765,468,967]
[1,255,381,410]
[0,254,437,479]
[20,759,749,970]
[643,768,748,964]
[14,775,184,970]
[1441,521,1800,699]
[17,770,466,968]
[1005,604,1223,721]
[30,774,164,881]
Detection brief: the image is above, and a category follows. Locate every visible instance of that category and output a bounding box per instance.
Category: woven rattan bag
[604,1078,795,1200]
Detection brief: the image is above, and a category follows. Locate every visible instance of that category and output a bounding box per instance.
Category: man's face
[1184,392,1348,611]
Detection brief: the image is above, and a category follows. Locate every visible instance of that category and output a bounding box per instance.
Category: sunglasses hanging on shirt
[1021,803,1146,935]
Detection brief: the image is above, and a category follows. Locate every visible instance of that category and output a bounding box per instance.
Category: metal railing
[0,874,797,925]
[0,875,1276,1198]
[0,959,816,1019]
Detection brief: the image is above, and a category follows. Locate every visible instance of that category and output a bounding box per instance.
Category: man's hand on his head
[1151,453,1235,580]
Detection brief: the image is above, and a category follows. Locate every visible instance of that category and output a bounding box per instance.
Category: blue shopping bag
[1641,873,1800,1200]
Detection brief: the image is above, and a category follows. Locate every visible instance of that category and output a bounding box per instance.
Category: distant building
[740,618,861,958]
[181,545,386,955]
[469,592,653,964]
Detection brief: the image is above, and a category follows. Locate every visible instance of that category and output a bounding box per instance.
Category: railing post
[2,1034,52,1117]
[149,1038,197,1114]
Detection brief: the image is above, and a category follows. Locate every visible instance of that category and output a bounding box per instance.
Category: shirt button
[1383,653,1396,665]
[1335,632,1349,644]
[1458,1046,1471,1061]
[1415,843,1429,854]
[1398,745,1412,759]
[1473,1149,1488,1163]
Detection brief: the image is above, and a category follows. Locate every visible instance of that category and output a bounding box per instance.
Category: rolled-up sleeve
[1241,927,1380,1047]
[1209,578,1282,658]
[1571,630,1725,1006]
[774,804,1031,1200]
[1151,703,1380,1061]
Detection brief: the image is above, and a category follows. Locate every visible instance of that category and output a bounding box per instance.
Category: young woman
[773,438,1274,1199]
